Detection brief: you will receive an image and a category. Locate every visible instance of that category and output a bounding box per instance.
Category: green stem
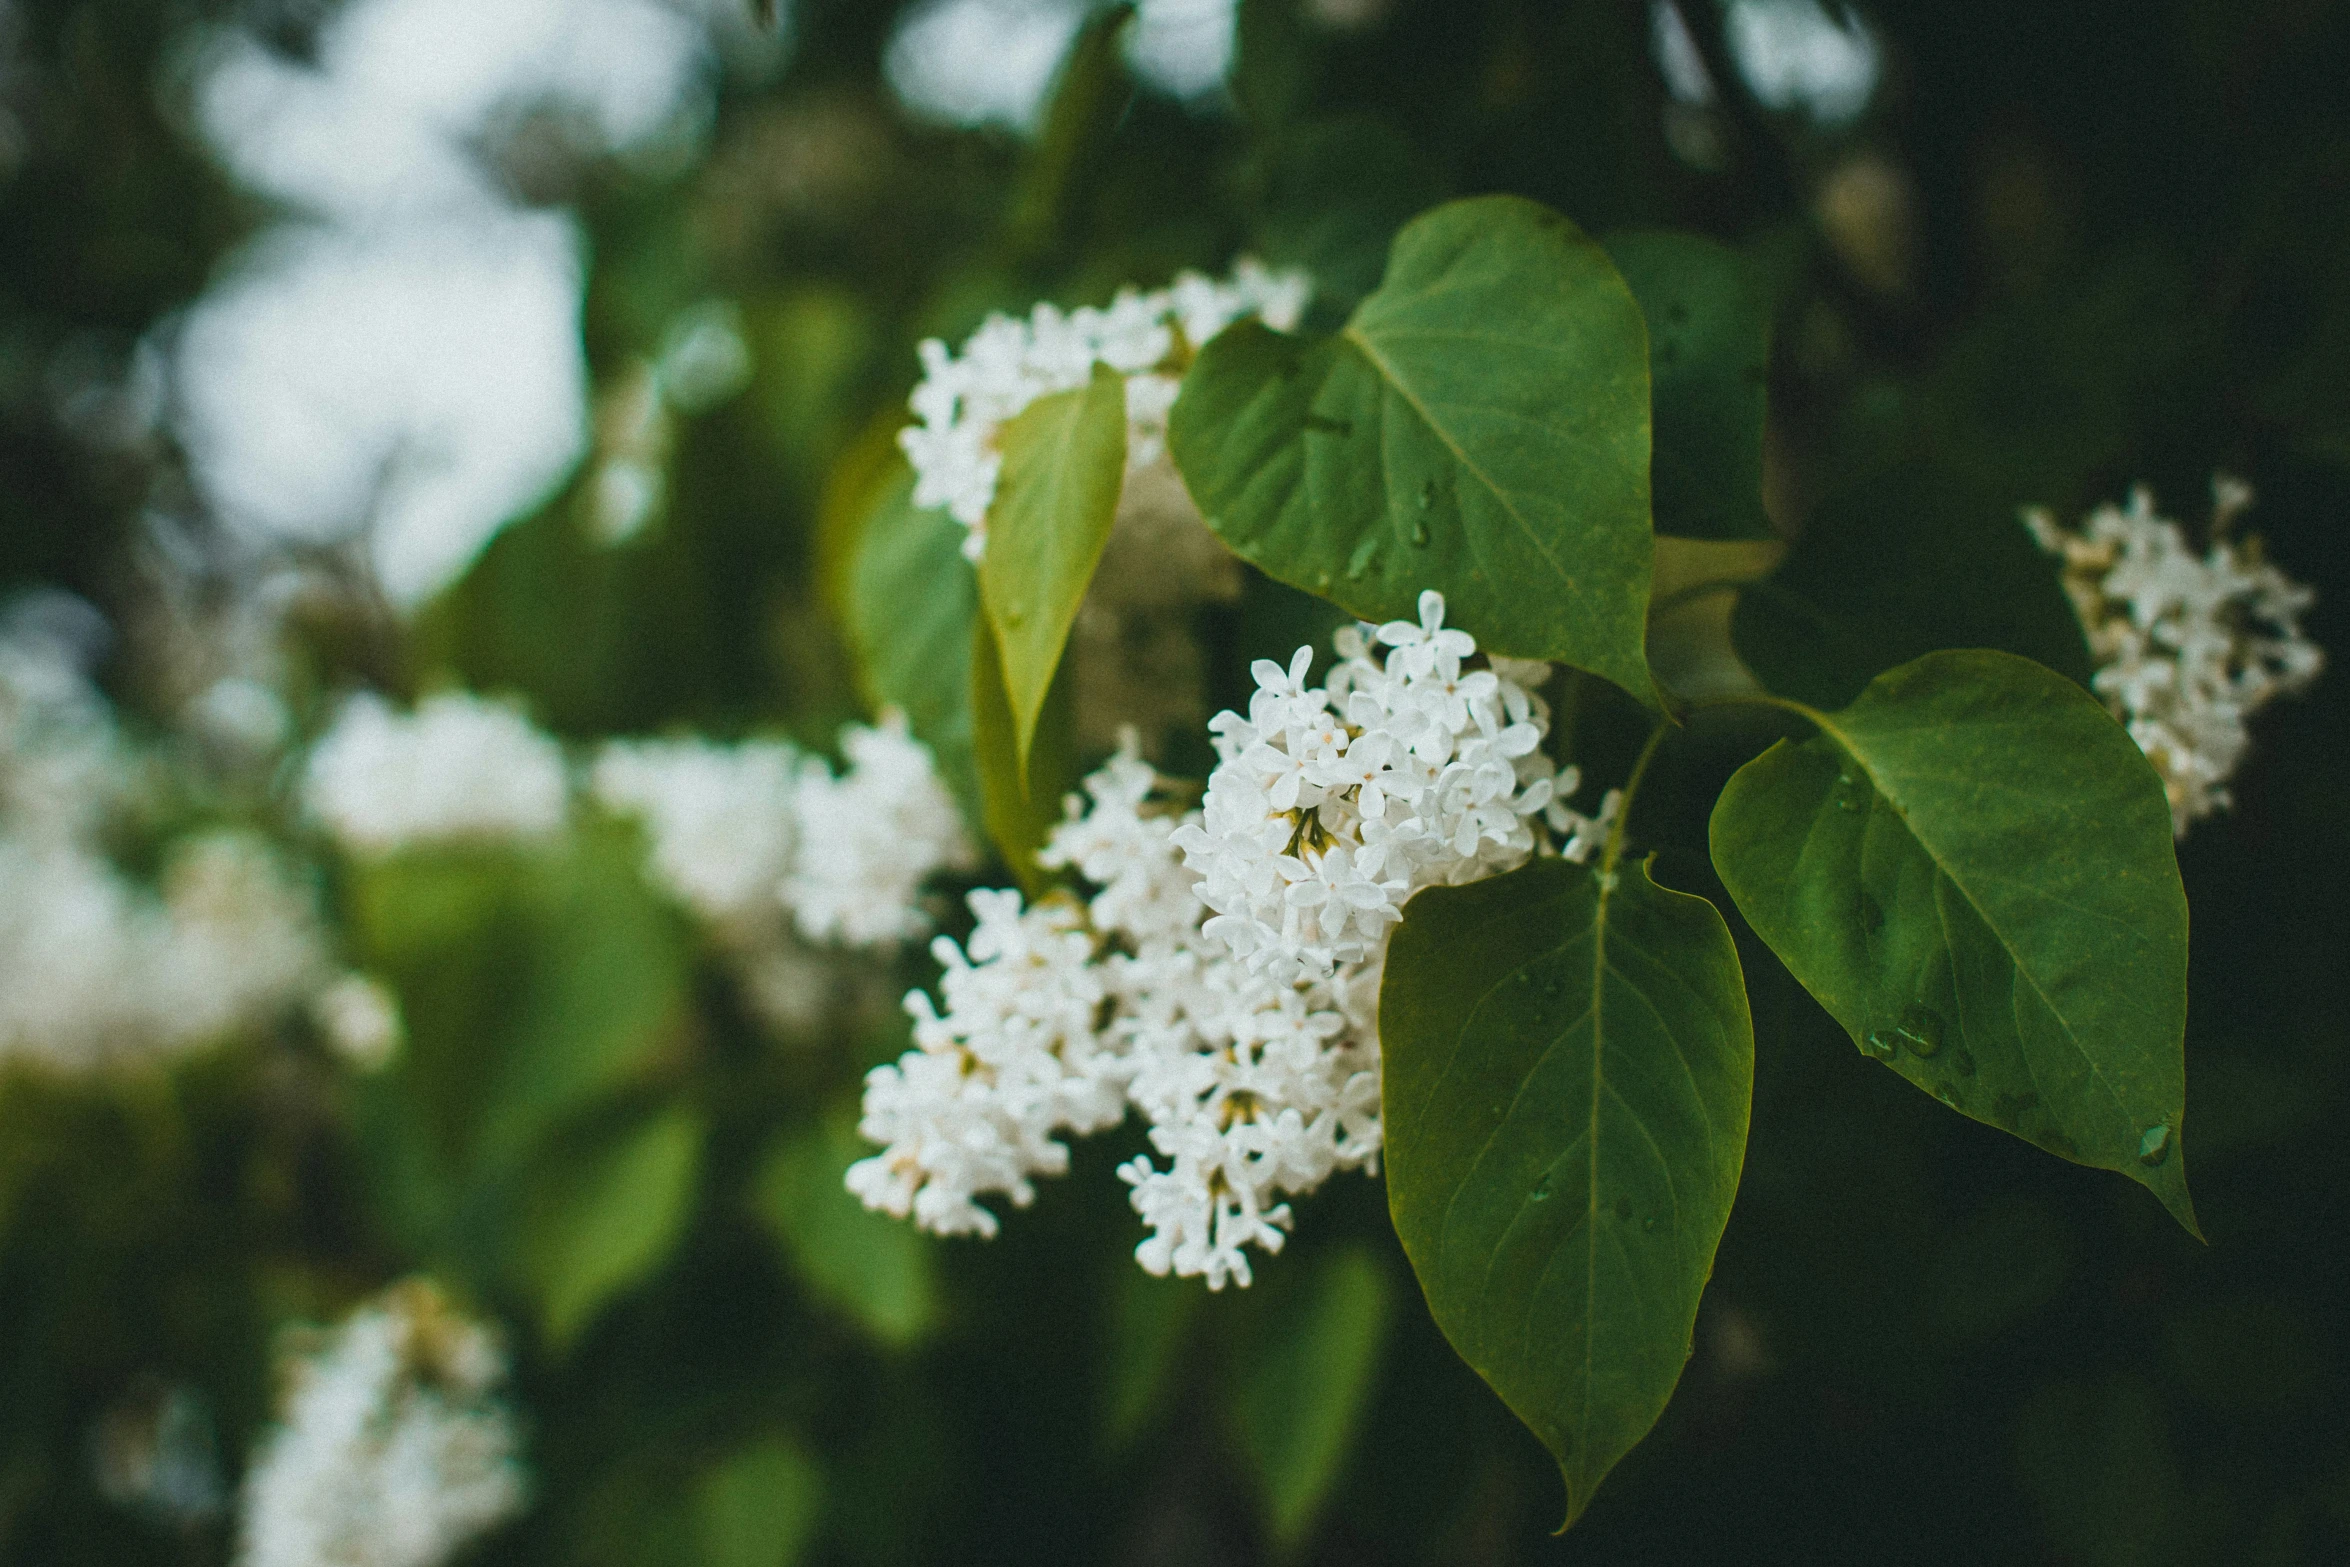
[1598,719,1676,880]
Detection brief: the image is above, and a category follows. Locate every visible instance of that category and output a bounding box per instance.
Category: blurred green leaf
[1731,461,2090,709]
[1710,651,2197,1234]
[521,1104,703,1350]
[1244,117,1445,314]
[1103,1265,1199,1452]
[1229,1246,1396,1551]
[753,1109,939,1350]
[1381,855,1753,1528]
[978,364,1127,782]
[1603,230,1775,541]
[696,1436,825,1567]
[847,462,982,826]
[477,822,693,1168]
[971,610,1078,894]
[1171,195,1657,703]
[1008,4,1135,256]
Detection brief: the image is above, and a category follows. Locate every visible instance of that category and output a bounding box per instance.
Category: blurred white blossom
[311,973,406,1072]
[2026,477,2322,835]
[236,1281,525,1567]
[169,0,723,607]
[303,692,570,855]
[785,715,976,946]
[592,735,806,922]
[0,622,326,1069]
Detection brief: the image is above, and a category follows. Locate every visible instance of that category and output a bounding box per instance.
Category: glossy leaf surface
[1709,650,2196,1233]
[1382,856,1753,1527]
[977,363,1127,780]
[1171,195,1655,701]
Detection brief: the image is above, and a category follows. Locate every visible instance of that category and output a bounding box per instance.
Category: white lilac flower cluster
[303,691,570,855]
[0,624,328,1070]
[845,746,1379,1289]
[235,1281,525,1567]
[1176,592,1619,983]
[592,714,975,952]
[2025,477,2322,835]
[849,596,1619,1288]
[897,259,1311,559]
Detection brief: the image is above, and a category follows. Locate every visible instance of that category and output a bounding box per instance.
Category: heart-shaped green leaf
[978,362,1127,782]
[1171,194,1656,702]
[1708,650,2197,1234]
[1381,855,1753,1528]
[1603,230,1776,542]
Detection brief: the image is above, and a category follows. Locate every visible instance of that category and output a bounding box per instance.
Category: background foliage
[3,0,2349,1562]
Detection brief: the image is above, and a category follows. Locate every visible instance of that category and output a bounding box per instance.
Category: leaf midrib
[1340,320,1578,594]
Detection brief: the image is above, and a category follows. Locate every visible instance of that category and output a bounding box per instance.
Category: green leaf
[971,611,1077,894]
[696,1436,825,1567]
[1731,461,2091,710]
[753,1109,940,1350]
[1707,650,2197,1235]
[478,822,693,1168]
[1381,856,1753,1528]
[977,363,1127,782]
[1602,231,1775,542]
[847,460,982,825]
[1228,1246,1396,1550]
[1103,1265,1200,1453]
[521,1104,703,1349]
[1170,194,1656,702]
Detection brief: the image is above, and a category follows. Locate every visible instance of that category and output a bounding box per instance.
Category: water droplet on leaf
[2137,1124,2172,1167]
[1418,479,1436,510]
[1861,1031,1897,1061]
[1408,518,1431,547]
[1894,1002,1944,1058]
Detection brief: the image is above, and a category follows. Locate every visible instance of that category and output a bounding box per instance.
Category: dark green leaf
[1228,1246,1396,1549]
[848,460,982,825]
[971,611,1077,894]
[1708,650,2197,1234]
[1171,195,1656,702]
[753,1110,940,1350]
[1603,230,1775,541]
[1381,855,1753,1528]
[978,363,1127,782]
[521,1104,703,1349]
[1732,461,2090,709]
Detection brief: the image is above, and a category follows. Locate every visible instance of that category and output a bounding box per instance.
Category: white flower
[235,1281,525,1567]
[312,974,405,1072]
[590,736,804,922]
[303,691,568,855]
[784,713,976,946]
[2026,476,2322,835]
[898,259,1309,559]
[1175,591,1613,983]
